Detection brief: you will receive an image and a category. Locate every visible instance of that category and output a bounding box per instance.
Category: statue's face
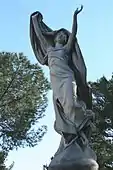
[55,31,68,45]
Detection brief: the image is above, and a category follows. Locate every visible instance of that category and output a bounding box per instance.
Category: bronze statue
[30,6,98,170]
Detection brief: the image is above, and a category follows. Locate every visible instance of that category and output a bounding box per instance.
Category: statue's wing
[30,11,53,65]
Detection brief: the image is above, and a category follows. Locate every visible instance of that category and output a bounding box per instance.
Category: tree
[0,52,50,152]
[0,151,14,170]
[0,151,7,170]
[90,75,113,169]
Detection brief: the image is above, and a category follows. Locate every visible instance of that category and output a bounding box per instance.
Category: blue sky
[0,0,113,170]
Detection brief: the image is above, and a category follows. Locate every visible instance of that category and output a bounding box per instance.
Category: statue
[30,6,99,170]
[43,165,48,170]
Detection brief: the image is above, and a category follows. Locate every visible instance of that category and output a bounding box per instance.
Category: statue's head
[54,29,69,45]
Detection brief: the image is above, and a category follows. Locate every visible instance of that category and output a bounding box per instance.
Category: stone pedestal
[48,139,99,170]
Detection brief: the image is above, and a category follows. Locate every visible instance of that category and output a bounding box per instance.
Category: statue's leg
[59,78,86,128]
[56,78,95,145]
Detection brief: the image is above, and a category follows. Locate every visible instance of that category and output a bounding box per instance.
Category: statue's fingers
[81,5,83,10]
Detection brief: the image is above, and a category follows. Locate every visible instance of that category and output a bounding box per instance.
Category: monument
[30,6,99,170]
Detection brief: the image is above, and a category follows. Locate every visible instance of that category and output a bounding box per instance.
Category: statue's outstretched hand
[74,5,83,17]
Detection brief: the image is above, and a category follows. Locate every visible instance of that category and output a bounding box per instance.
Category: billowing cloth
[30,11,92,110]
[30,11,92,136]
[47,46,86,134]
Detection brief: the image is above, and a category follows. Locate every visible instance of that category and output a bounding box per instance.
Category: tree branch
[0,67,19,101]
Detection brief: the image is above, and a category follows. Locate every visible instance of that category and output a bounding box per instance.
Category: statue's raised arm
[66,5,83,51]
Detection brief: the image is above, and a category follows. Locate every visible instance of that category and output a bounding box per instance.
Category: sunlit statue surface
[30,6,99,170]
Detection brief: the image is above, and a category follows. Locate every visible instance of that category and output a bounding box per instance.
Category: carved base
[48,138,99,170]
[48,159,98,170]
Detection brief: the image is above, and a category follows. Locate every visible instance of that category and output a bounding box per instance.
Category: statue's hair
[54,28,69,39]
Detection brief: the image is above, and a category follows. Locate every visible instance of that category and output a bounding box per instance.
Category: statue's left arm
[30,11,54,65]
[66,5,83,51]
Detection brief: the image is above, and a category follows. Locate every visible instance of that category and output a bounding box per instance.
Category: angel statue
[30,5,98,170]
